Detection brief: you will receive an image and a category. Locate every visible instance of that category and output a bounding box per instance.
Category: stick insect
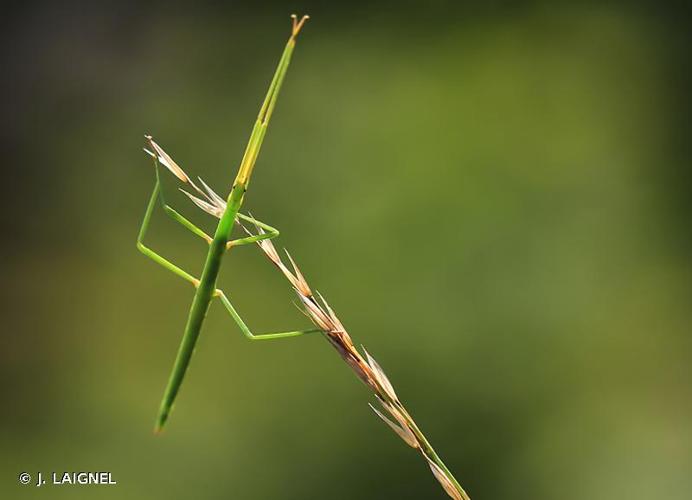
[137,15,316,433]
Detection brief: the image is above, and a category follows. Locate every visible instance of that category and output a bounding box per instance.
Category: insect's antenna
[291,14,310,39]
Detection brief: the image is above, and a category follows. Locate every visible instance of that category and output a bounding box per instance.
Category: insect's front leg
[214,289,321,341]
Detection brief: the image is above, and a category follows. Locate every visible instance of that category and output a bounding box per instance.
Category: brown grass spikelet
[247,226,471,500]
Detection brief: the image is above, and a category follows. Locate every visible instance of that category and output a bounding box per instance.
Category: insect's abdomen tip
[290,14,310,38]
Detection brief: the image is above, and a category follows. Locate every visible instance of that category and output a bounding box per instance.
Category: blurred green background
[2,1,691,499]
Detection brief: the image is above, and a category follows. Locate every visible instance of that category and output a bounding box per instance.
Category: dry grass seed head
[369,403,418,448]
[144,135,190,183]
[362,347,398,402]
[427,459,464,500]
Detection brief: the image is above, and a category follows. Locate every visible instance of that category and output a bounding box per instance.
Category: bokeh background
[2,1,691,499]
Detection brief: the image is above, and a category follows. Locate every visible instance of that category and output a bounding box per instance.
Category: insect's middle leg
[226,212,280,249]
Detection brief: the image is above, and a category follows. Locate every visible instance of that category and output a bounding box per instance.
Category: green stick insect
[137,14,316,433]
[138,16,471,499]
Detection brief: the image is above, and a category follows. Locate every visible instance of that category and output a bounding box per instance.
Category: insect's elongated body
[140,17,310,432]
[137,16,471,498]
[154,184,242,430]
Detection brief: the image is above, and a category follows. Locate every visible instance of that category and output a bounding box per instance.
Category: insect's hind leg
[154,164,213,244]
[136,174,200,288]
